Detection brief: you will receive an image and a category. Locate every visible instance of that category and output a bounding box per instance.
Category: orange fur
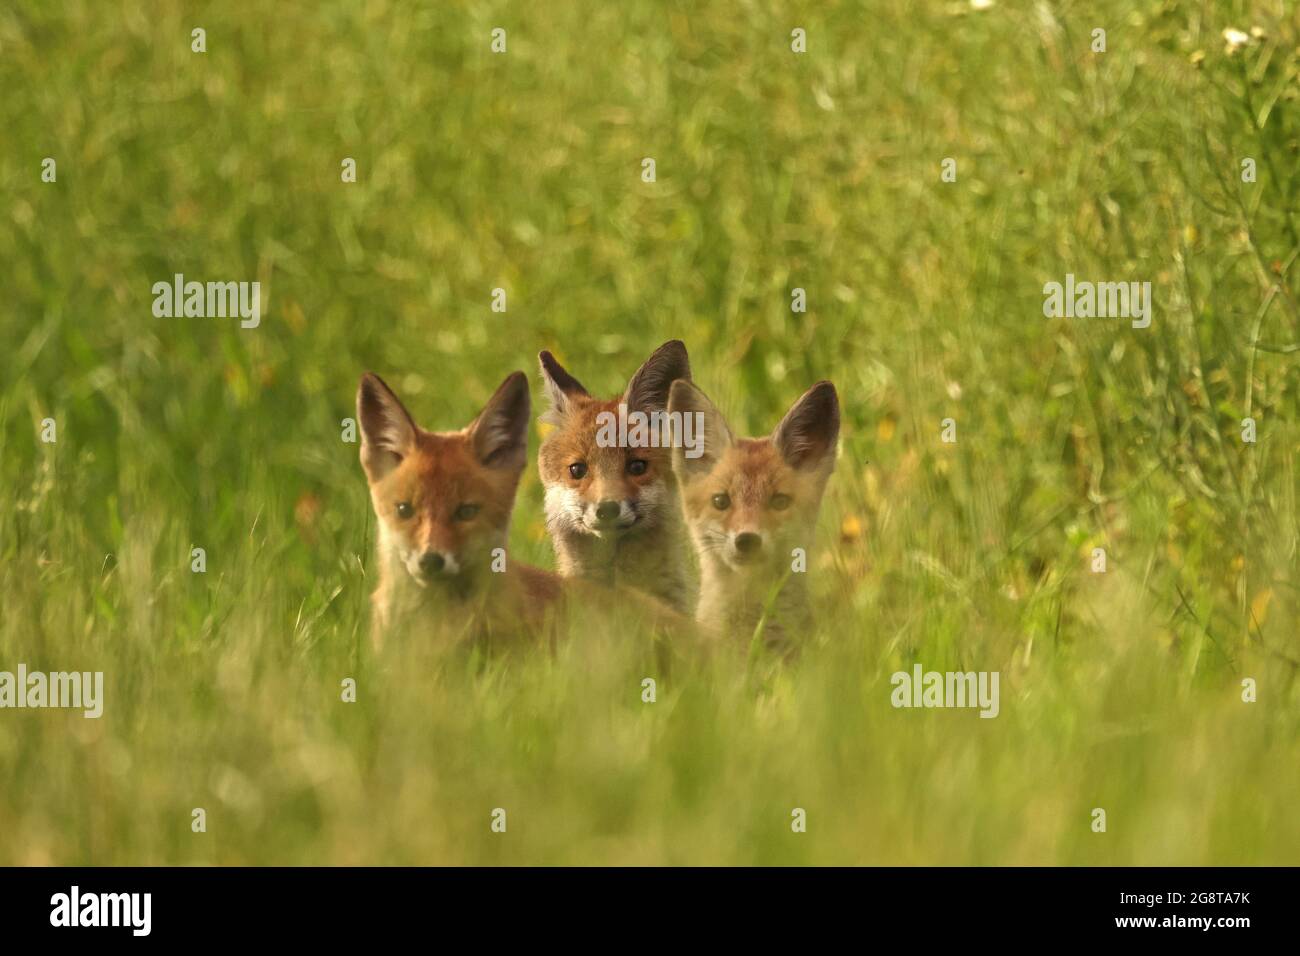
[358,370,562,651]
[536,342,695,612]
[668,379,840,645]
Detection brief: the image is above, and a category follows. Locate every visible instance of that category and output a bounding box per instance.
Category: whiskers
[632,483,664,526]
[695,526,729,556]
[543,485,586,535]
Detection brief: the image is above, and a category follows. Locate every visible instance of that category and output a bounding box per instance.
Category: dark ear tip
[811,380,839,404]
[662,340,690,363]
[646,341,691,384]
[506,373,531,411]
[498,370,529,400]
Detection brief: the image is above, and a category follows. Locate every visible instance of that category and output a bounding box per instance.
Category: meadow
[1,0,1297,865]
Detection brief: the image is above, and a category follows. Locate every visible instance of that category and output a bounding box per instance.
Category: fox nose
[595,500,621,522]
[734,532,762,555]
[419,551,446,575]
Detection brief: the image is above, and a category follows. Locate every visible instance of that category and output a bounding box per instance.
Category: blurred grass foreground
[0,1,1298,864]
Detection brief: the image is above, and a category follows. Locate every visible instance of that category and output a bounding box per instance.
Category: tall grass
[0,0,1296,865]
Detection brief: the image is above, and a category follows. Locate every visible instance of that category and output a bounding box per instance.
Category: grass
[1,0,1298,865]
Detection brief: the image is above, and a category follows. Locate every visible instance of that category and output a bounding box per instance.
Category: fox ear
[625,340,690,412]
[357,373,417,480]
[667,379,731,481]
[772,381,840,471]
[538,350,589,425]
[469,371,531,470]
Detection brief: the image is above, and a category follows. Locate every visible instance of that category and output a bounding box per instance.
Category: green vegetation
[1,0,1296,864]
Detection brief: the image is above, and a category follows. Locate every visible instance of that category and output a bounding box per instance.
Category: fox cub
[536,341,694,613]
[667,379,840,644]
[357,370,561,649]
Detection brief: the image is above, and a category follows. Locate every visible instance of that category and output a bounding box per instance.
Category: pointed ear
[538,350,589,425]
[624,340,690,412]
[357,372,417,480]
[772,381,840,471]
[668,379,731,481]
[468,371,531,471]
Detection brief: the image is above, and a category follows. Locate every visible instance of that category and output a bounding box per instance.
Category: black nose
[734,532,762,554]
[419,552,445,575]
[595,500,621,521]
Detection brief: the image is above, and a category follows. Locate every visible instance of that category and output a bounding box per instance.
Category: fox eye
[453,503,480,522]
[569,462,588,480]
[627,458,648,476]
[711,493,731,511]
[396,502,414,519]
[770,493,792,511]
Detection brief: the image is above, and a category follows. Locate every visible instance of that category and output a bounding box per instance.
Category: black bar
[0,867,1283,943]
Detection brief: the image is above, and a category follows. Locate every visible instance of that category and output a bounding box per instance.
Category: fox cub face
[357,371,530,589]
[668,380,840,574]
[537,341,691,541]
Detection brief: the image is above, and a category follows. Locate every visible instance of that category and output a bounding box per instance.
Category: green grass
[1,0,1298,865]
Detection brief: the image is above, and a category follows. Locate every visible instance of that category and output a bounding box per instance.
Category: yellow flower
[1250,589,1273,626]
